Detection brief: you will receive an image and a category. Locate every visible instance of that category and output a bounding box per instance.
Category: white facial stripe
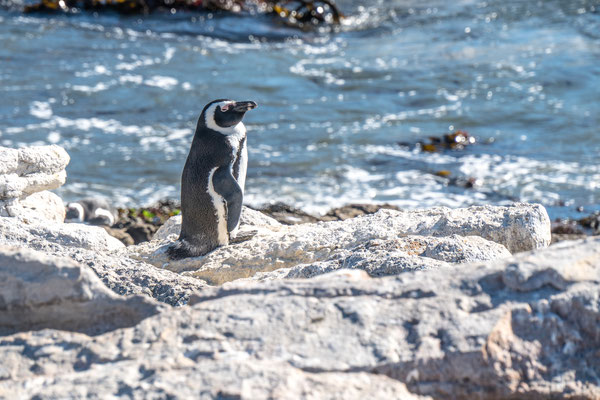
[207,167,229,245]
[205,101,240,135]
[94,208,115,226]
[67,203,85,222]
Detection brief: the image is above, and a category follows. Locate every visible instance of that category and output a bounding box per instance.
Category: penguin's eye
[219,104,232,112]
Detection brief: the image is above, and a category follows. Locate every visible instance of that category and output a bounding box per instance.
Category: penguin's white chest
[207,167,229,245]
[227,123,248,192]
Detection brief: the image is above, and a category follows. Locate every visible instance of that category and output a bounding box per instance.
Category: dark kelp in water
[552,211,600,240]
[398,130,478,153]
[23,0,342,28]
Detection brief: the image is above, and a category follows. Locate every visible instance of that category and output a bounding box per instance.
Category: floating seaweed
[23,0,343,28]
[433,170,481,189]
[423,130,476,152]
[272,0,341,27]
[399,130,477,153]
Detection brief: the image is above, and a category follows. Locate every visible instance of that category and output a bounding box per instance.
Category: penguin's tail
[166,239,207,260]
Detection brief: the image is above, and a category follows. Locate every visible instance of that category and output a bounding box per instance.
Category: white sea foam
[29,101,52,119]
[73,82,111,93]
[144,76,178,90]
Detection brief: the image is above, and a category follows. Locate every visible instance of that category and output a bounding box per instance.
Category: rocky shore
[1,145,599,399]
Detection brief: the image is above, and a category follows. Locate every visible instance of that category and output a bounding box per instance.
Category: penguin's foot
[166,239,212,260]
[229,230,257,244]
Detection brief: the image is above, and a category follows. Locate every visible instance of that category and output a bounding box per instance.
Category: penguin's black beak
[232,101,258,112]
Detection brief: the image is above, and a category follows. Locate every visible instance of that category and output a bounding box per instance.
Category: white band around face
[66,202,85,222]
[205,101,240,135]
[94,208,115,226]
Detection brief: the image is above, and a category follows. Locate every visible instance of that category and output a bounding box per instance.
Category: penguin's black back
[167,111,236,259]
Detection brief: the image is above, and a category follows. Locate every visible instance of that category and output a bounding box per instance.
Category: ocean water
[0,0,599,219]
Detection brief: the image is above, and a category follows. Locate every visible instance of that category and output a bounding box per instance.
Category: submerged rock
[399,129,477,153]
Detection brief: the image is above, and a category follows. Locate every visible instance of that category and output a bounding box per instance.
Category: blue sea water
[0,0,599,219]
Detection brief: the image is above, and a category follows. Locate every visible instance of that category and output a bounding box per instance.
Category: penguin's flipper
[212,166,243,233]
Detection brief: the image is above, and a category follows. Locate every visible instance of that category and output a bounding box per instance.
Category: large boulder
[130,203,548,284]
[0,216,207,306]
[0,145,69,222]
[0,246,163,335]
[0,238,598,399]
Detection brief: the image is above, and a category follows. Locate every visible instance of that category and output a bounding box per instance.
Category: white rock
[12,191,65,222]
[390,203,551,253]
[0,145,69,199]
[243,234,510,282]
[0,145,70,221]
[132,204,544,284]
[0,215,207,306]
[0,245,163,335]
[1,238,598,399]
[0,215,124,252]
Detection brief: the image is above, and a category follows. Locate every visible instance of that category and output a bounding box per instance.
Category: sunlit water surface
[1,0,599,219]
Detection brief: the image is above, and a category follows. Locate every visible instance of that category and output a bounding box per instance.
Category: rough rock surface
[0,216,207,306]
[1,238,598,399]
[131,204,546,284]
[255,202,402,225]
[0,246,163,336]
[0,145,69,221]
[0,216,124,253]
[18,191,66,222]
[244,235,509,282]
[0,145,69,197]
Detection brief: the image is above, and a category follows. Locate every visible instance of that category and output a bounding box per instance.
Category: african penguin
[166,99,258,260]
[65,198,117,226]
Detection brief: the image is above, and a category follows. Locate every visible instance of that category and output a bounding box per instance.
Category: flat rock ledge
[0,238,598,399]
[129,203,549,285]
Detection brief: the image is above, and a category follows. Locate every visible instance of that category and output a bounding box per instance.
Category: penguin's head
[202,99,258,135]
